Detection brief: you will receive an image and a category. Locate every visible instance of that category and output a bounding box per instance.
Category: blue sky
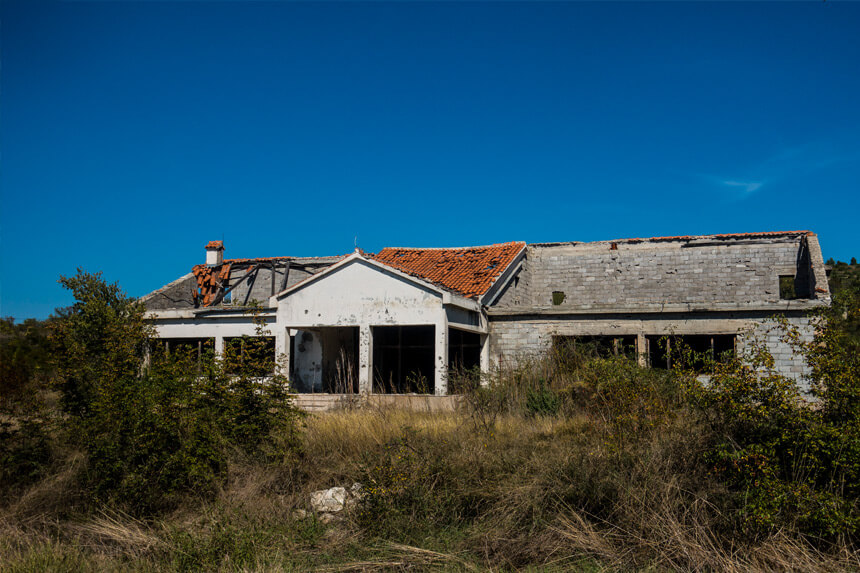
[2,0,859,320]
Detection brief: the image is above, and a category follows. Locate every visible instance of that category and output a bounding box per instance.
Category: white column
[434,322,448,396]
[358,324,372,394]
[637,332,647,367]
[215,335,225,358]
[275,327,291,379]
[479,334,490,373]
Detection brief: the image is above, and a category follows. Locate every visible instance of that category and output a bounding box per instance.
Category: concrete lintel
[447,322,487,335]
[146,309,196,320]
[487,300,829,317]
[442,292,481,312]
[192,307,277,318]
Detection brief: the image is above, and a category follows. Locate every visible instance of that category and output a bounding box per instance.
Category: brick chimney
[205,240,224,266]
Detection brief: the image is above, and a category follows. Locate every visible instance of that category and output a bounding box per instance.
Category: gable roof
[492,230,827,312]
[372,242,526,299]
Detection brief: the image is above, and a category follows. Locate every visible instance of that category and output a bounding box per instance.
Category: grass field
[3,403,859,572]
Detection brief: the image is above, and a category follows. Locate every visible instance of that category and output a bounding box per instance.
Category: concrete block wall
[495,237,811,309]
[487,314,815,390]
[737,316,815,393]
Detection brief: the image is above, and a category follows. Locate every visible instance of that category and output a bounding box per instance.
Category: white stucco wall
[277,259,445,327]
[276,258,451,394]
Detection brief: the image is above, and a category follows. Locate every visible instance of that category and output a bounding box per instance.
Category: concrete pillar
[479,333,490,384]
[358,324,372,395]
[637,332,647,367]
[215,335,225,358]
[275,327,291,379]
[434,323,448,396]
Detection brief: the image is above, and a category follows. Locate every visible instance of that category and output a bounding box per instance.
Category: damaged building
[142,230,831,396]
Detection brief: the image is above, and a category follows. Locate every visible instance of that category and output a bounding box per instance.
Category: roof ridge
[531,230,811,248]
[377,241,526,252]
[221,253,351,264]
[616,230,811,243]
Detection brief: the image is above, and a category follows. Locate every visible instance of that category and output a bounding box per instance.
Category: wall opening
[779,275,797,300]
[448,328,481,371]
[373,325,435,394]
[291,327,359,393]
[224,336,276,376]
[552,291,566,305]
[154,338,215,363]
[552,335,637,359]
[646,334,735,372]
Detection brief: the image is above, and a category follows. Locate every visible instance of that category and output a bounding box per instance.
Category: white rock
[310,487,347,513]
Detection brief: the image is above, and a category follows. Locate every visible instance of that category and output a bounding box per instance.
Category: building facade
[142,231,830,395]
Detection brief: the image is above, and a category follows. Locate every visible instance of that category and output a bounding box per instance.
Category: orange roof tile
[205,240,224,250]
[373,242,525,299]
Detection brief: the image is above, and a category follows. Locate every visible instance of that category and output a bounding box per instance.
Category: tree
[51,270,302,513]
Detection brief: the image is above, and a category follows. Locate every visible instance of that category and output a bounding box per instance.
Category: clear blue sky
[2,0,859,320]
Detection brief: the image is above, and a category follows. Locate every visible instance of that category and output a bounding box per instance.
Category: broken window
[779,275,797,300]
[373,326,435,394]
[646,335,735,372]
[319,327,359,394]
[448,328,481,371]
[552,335,637,359]
[153,338,215,363]
[224,336,276,376]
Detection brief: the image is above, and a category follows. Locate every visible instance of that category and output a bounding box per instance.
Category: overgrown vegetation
[1,265,859,571]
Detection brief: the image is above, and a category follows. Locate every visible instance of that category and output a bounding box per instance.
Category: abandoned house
[141,230,830,396]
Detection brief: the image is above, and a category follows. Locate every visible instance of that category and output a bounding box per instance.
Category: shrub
[525,378,561,417]
[683,317,860,541]
[51,270,303,513]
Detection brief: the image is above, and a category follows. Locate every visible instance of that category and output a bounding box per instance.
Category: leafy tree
[51,270,302,513]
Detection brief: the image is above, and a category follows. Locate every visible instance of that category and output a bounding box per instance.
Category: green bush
[525,379,561,417]
[51,270,303,513]
[683,314,860,541]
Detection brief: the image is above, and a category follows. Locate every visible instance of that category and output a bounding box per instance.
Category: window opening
[224,336,276,376]
[779,275,797,300]
[373,325,435,394]
[646,334,735,372]
[552,335,637,359]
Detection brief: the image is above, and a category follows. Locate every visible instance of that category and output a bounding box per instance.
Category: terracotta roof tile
[373,242,525,299]
[205,240,224,250]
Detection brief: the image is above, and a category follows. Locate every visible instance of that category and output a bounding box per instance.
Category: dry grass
[2,405,859,571]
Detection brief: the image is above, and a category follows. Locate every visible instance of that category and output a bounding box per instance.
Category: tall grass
[2,346,859,571]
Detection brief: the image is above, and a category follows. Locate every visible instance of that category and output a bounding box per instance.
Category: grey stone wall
[487,313,814,391]
[494,236,815,310]
[738,316,815,393]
